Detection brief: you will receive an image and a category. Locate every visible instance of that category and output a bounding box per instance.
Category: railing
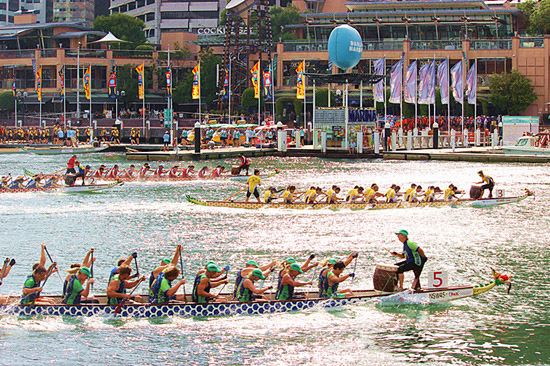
[519,37,544,48]
[410,40,462,50]
[113,49,154,58]
[363,40,403,51]
[65,49,107,58]
[0,49,35,58]
[470,39,512,50]
[40,49,58,58]
[283,42,328,52]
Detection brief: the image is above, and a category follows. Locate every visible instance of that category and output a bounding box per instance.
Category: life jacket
[26,180,37,189]
[276,273,295,301]
[192,273,211,303]
[107,275,126,305]
[319,270,339,299]
[148,272,174,304]
[154,167,163,176]
[318,268,329,297]
[20,275,41,305]
[239,156,249,166]
[233,270,244,297]
[236,277,254,302]
[62,275,83,305]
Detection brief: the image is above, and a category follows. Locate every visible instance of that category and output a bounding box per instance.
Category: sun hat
[206,263,221,273]
[289,263,303,273]
[79,267,91,277]
[251,268,265,280]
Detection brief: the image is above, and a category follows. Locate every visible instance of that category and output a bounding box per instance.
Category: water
[0,153,549,365]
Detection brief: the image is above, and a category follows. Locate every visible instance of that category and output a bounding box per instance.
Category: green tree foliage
[275,97,297,122]
[270,6,301,41]
[0,91,15,112]
[92,14,147,48]
[315,88,330,107]
[517,0,550,34]
[489,69,537,115]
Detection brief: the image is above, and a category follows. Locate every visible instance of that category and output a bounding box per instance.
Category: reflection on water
[0,154,549,364]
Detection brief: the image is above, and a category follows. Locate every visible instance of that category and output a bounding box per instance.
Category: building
[0,0,19,25]
[19,0,53,24]
[109,0,224,44]
[52,0,95,24]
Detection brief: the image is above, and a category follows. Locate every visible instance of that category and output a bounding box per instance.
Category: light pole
[76,41,81,120]
[17,91,28,126]
[115,90,125,119]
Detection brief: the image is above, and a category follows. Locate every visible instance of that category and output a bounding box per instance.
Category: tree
[489,69,537,115]
[270,6,301,41]
[0,91,14,112]
[92,14,147,49]
[517,0,550,34]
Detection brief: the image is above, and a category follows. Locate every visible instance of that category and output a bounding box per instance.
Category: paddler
[148,265,186,304]
[168,165,180,178]
[237,154,250,175]
[93,165,106,178]
[192,263,229,303]
[236,269,273,302]
[0,258,16,285]
[476,170,495,198]
[317,252,357,297]
[63,248,94,298]
[121,164,136,179]
[181,165,196,178]
[211,165,226,178]
[107,164,120,179]
[364,184,383,204]
[444,184,462,201]
[245,169,261,203]
[106,265,145,305]
[153,165,165,177]
[66,154,77,175]
[62,266,95,305]
[390,230,428,290]
[276,263,312,301]
[148,245,182,288]
[424,186,436,202]
[109,253,138,282]
[198,166,208,178]
[318,261,355,298]
[282,186,297,204]
[234,259,276,298]
[385,184,400,203]
[406,185,423,203]
[305,187,325,204]
[20,262,57,305]
[74,162,91,185]
[326,185,342,203]
[139,163,151,178]
[403,184,417,202]
[346,186,364,202]
[263,187,279,203]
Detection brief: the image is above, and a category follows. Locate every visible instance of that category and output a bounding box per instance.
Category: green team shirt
[158,277,171,303]
[66,277,84,305]
[21,276,39,305]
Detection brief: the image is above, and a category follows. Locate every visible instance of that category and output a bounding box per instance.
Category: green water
[0,153,548,365]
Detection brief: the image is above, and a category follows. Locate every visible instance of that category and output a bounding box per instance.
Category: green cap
[328,259,337,265]
[206,263,221,273]
[79,266,91,277]
[251,268,265,280]
[162,258,171,264]
[246,260,259,267]
[205,261,215,267]
[289,263,303,273]
[395,229,409,236]
[285,257,296,264]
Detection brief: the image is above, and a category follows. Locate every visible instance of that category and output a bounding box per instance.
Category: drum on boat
[373,264,398,292]
[231,165,241,175]
[470,185,482,199]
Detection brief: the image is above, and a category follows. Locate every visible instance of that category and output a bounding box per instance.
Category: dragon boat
[185,190,533,210]
[22,146,109,155]
[0,270,510,317]
[0,181,123,194]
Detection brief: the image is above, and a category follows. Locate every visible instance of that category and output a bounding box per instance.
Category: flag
[373,57,385,103]
[263,64,272,100]
[191,63,200,100]
[451,61,464,104]
[389,57,404,104]
[427,61,436,104]
[36,67,42,102]
[12,79,16,97]
[404,61,417,104]
[296,60,305,99]
[221,64,229,100]
[250,61,260,99]
[58,66,65,98]
[418,61,435,104]
[166,67,172,97]
[108,66,117,99]
[437,59,449,105]
[136,64,144,100]
[328,59,333,72]
[83,65,91,100]
[466,60,477,105]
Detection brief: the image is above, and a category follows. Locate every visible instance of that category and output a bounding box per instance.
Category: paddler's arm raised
[125,275,146,289]
[343,252,358,267]
[40,243,47,267]
[328,272,353,283]
[301,254,318,272]
[82,248,94,268]
[170,245,183,267]
[259,260,277,272]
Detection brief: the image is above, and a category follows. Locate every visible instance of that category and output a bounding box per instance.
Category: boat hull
[22,146,108,155]
[0,181,122,194]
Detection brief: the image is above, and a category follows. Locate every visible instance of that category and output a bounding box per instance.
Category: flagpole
[258,62,261,126]
[271,61,275,124]
[77,44,80,120]
[143,66,145,132]
[433,56,436,129]
[473,59,477,137]
[198,61,201,125]
[63,65,66,128]
[383,57,387,128]
[229,58,232,124]
[168,46,172,144]
[415,59,418,131]
[461,59,465,137]
[303,59,306,129]
[360,80,363,109]
[89,64,92,127]
[39,68,42,128]
[313,78,316,147]
[447,57,450,133]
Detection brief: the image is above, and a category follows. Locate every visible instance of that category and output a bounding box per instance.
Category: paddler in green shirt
[62,267,95,305]
[21,263,57,305]
[192,263,229,303]
[236,268,272,302]
[276,263,312,301]
[148,265,186,304]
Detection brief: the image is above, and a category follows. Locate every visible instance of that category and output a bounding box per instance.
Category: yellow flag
[136,64,144,100]
[36,67,42,102]
[83,65,91,100]
[296,60,305,99]
[250,61,260,99]
[192,63,200,100]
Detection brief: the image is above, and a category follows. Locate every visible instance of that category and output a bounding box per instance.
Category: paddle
[0,258,9,285]
[351,255,358,284]
[133,253,140,277]
[178,248,186,301]
[224,187,247,201]
[44,246,63,285]
[90,250,94,291]
[40,264,57,291]
[215,274,229,296]
[114,277,145,315]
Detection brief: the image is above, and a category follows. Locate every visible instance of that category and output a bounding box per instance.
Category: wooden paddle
[114,277,145,315]
[44,246,63,285]
[224,187,247,201]
[178,248,186,301]
[90,250,94,291]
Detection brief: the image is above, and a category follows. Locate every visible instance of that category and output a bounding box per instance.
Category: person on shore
[148,245,182,288]
[148,265,186,304]
[106,265,145,305]
[234,260,276,297]
[276,263,312,300]
[21,262,57,305]
[390,230,428,290]
[476,170,495,198]
[162,131,170,151]
[326,185,341,203]
[245,169,261,203]
[237,154,250,175]
[192,263,229,303]
[0,258,16,285]
[236,269,273,302]
[130,129,137,145]
[319,261,355,298]
[62,266,95,305]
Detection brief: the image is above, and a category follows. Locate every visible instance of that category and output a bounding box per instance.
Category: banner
[437,59,449,105]
[58,66,65,98]
[418,61,435,105]
[296,60,305,99]
[427,61,436,104]
[373,57,385,103]
[191,62,200,100]
[404,61,417,104]
[389,58,403,104]
[83,65,91,100]
[450,61,463,104]
[12,79,16,97]
[108,66,117,99]
[466,60,477,105]
[221,64,229,100]
[166,67,172,97]
[250,61,260,99]
[263,64,272,100]
[136,64,144,100]
[36,67,42,102]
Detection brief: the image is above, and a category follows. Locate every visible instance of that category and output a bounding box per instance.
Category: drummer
[476,170,495,199]
[390,230,428,290]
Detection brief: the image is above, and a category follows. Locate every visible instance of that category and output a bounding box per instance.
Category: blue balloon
[328,25,363,71]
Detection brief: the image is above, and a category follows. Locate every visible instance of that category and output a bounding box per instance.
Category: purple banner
[389,59,403,104]
[404,61,417,104]
[466,60,477,105]
[451,61,463,104]
[373,57,385,103]
[437,59,449,105]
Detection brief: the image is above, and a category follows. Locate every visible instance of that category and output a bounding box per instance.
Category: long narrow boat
[0,181,123,194]
[22,146,109,155]
[0,273,506,317]
[185,190,533,210]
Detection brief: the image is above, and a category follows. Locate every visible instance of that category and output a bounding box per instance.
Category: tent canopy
[90,32,128,44]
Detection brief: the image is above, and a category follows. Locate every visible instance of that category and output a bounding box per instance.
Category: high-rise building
[19,0,53,23]
[109,0,224,44]
[0,0,19,24]
[52,0,95,24]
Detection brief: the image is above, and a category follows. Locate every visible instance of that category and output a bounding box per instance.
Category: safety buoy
[172,138,177,148]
